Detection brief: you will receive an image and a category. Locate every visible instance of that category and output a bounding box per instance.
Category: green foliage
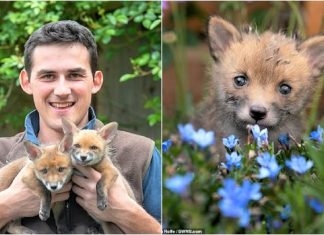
[0,1,161,131]
[144,96,161,126]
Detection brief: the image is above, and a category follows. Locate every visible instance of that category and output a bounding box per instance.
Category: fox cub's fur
[0,136,73,234]
[62,118,135,233]
[194,16,324,153]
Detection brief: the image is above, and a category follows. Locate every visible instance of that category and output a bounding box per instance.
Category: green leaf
[102,35,111,44]
[107,15,117,25]
[145,12,157,21]
[152,67,160,75]
[119,73,136,82]
[106,28,116,36]
[142,19,151,29]
[151,51,160,60]
[147,113,161,126]
[149,19,161,30]
[135,53,150,66]
[134,15,144,23]
[116,14,128,24]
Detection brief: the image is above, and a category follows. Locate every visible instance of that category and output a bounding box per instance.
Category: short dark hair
[24,20,98,77]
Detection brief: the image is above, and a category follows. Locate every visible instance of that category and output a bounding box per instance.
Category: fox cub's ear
[24,141,42,161]
[61,118,79,134]
[58,133,73,153]
[298,35,324,78]
[98,122,118,144]
[208,15,242,61]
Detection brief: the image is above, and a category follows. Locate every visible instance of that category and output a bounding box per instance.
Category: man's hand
[72,164,161,234]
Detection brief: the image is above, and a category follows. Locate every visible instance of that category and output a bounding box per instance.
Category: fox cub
[194,16,324,152]
[62,118,135,233]
[0,135,73,234]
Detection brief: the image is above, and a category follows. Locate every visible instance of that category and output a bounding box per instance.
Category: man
[0,20,161,233]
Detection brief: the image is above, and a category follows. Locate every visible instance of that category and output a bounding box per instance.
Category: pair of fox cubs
[0,119,134,234]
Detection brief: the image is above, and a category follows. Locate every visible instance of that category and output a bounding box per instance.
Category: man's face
[20,43,103,132]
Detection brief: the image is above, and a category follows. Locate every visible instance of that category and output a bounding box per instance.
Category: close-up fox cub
[194,16,324,153]
[61,118,135,233]
[0,135,73,234]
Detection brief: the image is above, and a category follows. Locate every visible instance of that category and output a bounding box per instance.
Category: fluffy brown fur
[194,16,324,155]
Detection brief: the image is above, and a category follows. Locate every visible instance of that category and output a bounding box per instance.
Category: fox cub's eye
[74,144,81,148]
[41,168,48,174]
[90,145,98,150]
[58,167,65,172]
[279,84,292,95]
[234,76,248,87]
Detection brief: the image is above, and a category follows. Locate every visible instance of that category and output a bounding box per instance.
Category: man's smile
[49,102,75,109]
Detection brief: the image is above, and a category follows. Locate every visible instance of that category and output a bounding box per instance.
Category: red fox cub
[194,16,324,152]
[62,118,136,233]
[0,135,73,234]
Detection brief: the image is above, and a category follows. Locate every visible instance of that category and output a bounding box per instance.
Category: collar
[24,107,97,145]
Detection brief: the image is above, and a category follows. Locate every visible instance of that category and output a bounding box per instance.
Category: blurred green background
[0,1,161,142]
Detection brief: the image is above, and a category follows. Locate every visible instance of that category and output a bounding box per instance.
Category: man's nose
[54,76,71,96]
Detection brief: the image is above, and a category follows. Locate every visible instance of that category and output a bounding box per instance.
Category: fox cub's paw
[39,208,50,221]
[21,227,35,234]
[96,181,108,210]
[97,196,108,210]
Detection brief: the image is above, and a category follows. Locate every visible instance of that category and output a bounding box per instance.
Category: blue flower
[251,125,268,147]
[280,204,291,220]
[256,152,281,180]
[218,178,238,197]
[218,179,249,227]
[162,139,172,153]
[177,123,195,142]
[306,197,324,214]
[309,125,323,143]
[266,216,282,231]
[222,135,239,151]
[221,152,242,171]
[192,128,215,149]
[278,133,290,148]
[272,220,282,229]
[241,180,262,201]
[164,172,194,195]
[285,155,313,174]
[218,178,262,227]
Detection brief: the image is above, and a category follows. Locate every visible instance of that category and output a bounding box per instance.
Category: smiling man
[0,20,161,234]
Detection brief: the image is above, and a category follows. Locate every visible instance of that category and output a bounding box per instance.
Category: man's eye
[41,74,55,80]
[69,73,82,79]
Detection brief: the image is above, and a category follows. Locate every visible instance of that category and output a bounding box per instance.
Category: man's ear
[91,71,103,94]
[298,35,324,78]
[19,69,33,95]
[208,15,242,62]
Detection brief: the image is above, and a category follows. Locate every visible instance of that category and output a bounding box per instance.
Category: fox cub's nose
[51,185,57,190]
[80,155,87,161]
[249,105,267,121]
